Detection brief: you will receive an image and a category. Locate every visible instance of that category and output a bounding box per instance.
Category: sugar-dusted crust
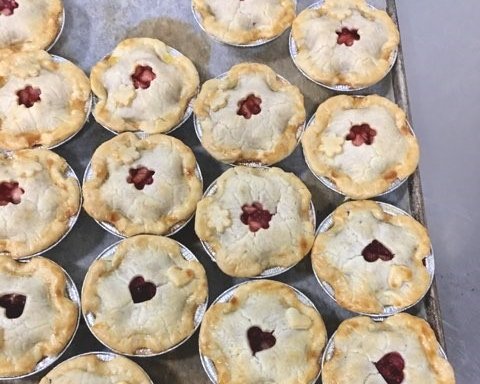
[0,0,63,55]
[194,63,306,165]
[195,166,314,277]
[302,95,419,199]
[0,50,91,150]
[91,38,199,134]
[323,314,456,384]
[0,149,80,258]
[199,280,327,384]
[312,200,432,314]
[82,235,208,354]
[0,257,78,377]
[192,0,296,45]
[292,0,400,88]
[39,353,152,384]
[83,133,202,237]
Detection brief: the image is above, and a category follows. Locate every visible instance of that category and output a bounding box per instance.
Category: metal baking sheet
[11,0,445,382]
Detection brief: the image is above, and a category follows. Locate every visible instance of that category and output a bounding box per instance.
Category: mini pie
[0,149,80,258]
[312,200,432,314]
[291,0,400,88]
[0,50,91,150]
[91,38,199,134]
[322,313,456,384]
[192,0,296,45]
[82,235,208,355]
[302,95,419,199]
[0,257,78,378]
[39,353,152,384]
[0,0,63,54]
[199,280,327,384]
[194,63,306,165]
[83,133,203,237]
[195,166,314,277]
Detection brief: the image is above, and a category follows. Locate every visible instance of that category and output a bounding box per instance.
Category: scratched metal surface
[7,0,445,383]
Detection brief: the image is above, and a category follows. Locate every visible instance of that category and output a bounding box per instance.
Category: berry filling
[0,181,24,206]
[132,65,156,89]
[0,0,18,16]
[247,326,276,356]
[127,166,155,190]
[17,86,41,108]
[237,94,262,119]
[362,240,394,262]
[129,276,157,304]
[374,352,405,384]
[346,123,377,146]
[336,27,360,46]
[240,202,273,233]
[0,294,26,319]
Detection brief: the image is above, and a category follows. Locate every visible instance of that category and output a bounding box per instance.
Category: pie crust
[0,50,91,150]
[83,133,203,237]
[0,149,80,259]
[82,235,208,354]
[192,0,296,45]
[194,63,306,165]
[90,38,199,134]
[291,0,400,88]
[322,313,456,384]
[199,280,327,384]
[312,200,432,314]
[0,0,63,54]
[39,353,152,384]
[302,95,419,199]
[195,166,314,277]
[0,257,78,377]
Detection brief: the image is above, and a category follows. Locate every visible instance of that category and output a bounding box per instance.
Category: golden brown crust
[302,95,419,199]
[199,280,326,384]
[0,50,91,150]
[323,314,456,384]
[91,38,199,134]
[194,63,306,165]
[0,149,80,259]
[83,133,202,237]
[312,200,432,314]
[0,257,78,377]
[192,0,296,45]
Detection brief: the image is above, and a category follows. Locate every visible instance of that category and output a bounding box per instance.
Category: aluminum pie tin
[313,201,435,318]
[0,158,82,259]
[200,281,325,384]
[81,237,208,357]
[199,169,317,278]
[289,1,398,92]
[92,46,196,136]
[193,72,307,167]
[0,259,80,381]
[82,148,203,239]
[191,0,297,48]
[302,112,415,199]
[46,8,65,52]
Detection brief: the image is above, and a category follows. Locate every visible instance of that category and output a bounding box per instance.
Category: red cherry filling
[346,123,377,146]
[0,181,24,206]
[17,86,41,108]
[127,166,155,190]
[237,94,262,119]
[247,326,276,356]
[336,27,360,46]
[362,240,394,262]
[374,352,405,384]
[0,0,18,16]
[131,65,156,89]
[240,202,273,233]
[129,276,157,304]
[0,294,26,319]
